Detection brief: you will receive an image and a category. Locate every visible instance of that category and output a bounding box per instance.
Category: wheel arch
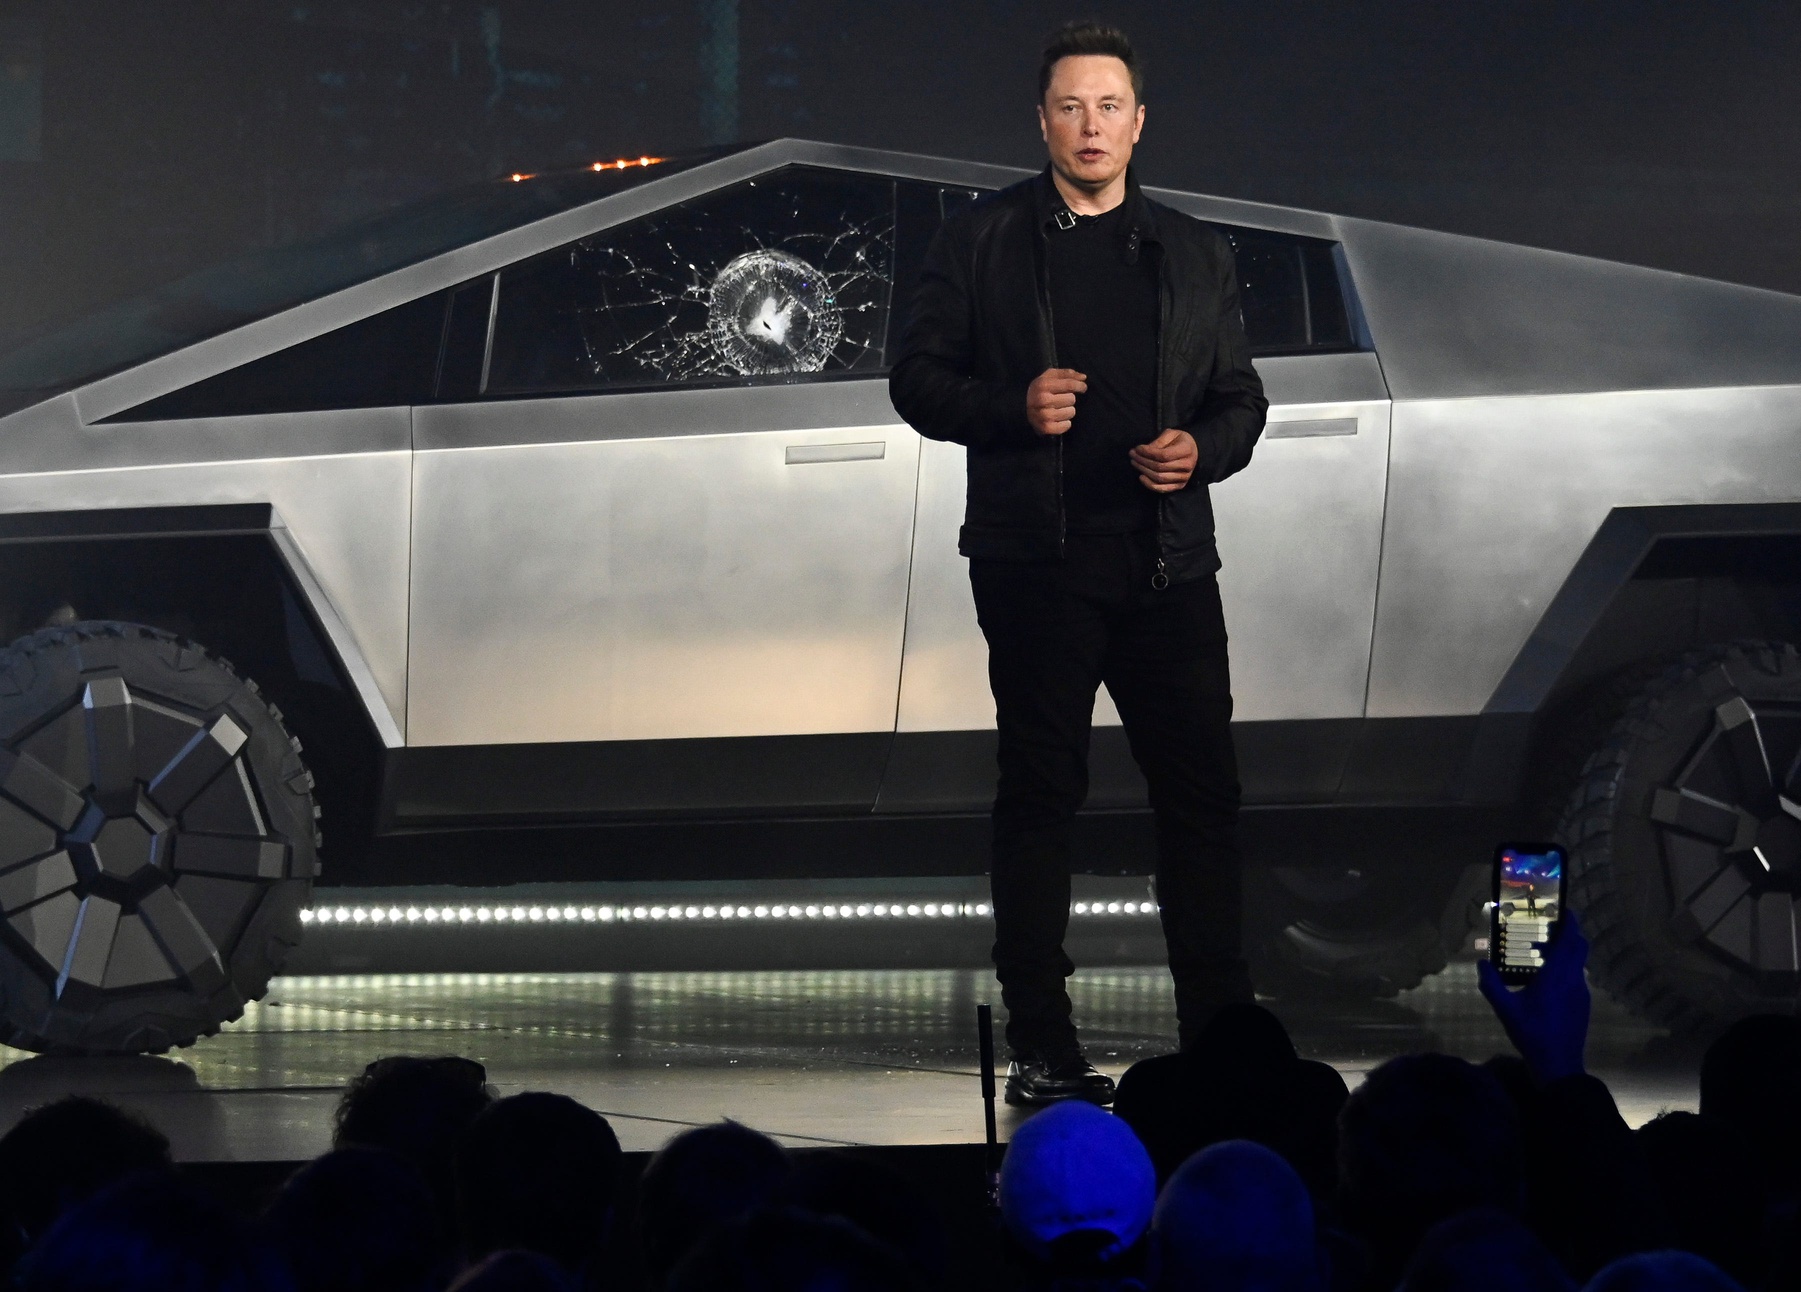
[0,503,391,869]
[1461,501,1801,803]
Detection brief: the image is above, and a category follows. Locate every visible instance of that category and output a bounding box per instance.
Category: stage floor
[0,960,1703,1161]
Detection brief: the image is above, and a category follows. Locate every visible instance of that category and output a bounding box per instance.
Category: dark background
[2,1,1797,356]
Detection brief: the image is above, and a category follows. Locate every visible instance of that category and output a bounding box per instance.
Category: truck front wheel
[0,622,317,1053]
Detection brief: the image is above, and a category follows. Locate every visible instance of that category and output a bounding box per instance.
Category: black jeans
[970,532,1252,1056]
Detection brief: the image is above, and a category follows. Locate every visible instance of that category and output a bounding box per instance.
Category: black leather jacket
[889,165,1268,584]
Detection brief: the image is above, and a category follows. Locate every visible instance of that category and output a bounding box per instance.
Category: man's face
[1037,55,1144,190]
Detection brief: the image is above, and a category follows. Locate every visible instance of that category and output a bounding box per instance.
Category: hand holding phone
[1478,904,1591,1086]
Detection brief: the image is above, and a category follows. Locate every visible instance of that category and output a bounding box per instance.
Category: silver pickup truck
[0,139,1797,1053]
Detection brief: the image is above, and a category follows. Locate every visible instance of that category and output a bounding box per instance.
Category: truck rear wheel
[1246,858,1485,1000]
[1558,642,1801,1033]
[0,622,317,1053]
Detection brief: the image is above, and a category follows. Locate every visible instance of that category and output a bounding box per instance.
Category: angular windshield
[0,145,744,418]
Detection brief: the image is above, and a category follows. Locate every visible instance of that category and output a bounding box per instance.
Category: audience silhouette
[635,1119,791,1288]
[13,1170,292,1292]
[998,1098,1156,1288]
[1394,1207,1573,1292]
[1151,1139,1322,1292]
[0,1095,172,1274]
[456,1091,623,1282]
[265,1146,449,1292]
[6,905,1801,1291]
[333,1054,495,1235]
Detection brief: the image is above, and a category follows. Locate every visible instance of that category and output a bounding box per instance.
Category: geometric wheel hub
[1648,667,1801,982]
[66,791,172,904]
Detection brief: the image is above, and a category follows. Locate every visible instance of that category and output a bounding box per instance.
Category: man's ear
[1133,102,1145,143]
[1037,103,1048,143]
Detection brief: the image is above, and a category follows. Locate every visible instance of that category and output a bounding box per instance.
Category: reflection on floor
[0,961,1701,1161]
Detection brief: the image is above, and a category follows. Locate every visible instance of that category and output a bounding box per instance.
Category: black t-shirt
[1045,200,1161,534]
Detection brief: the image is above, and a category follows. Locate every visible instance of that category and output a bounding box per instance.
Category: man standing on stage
[890,22,1268,1106]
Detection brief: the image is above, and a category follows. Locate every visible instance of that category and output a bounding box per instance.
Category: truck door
[404,166,920,822]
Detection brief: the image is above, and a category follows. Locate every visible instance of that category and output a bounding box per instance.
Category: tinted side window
[105,290,449,422]
[486,166,897,396]
[1211,224,1359,356]
[885,181,971,366]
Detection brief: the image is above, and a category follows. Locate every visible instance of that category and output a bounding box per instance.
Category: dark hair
[456,1092,623,1272]
[1039,22,1144,104]
[0,1095,172,1260]
[667,1207,917,1292]
[1700,1013,1801,1195]
[333,1055,494,1225]
[776,1153,950,1282]
[264,1147,449,1292]
[1398,1207,1575,1292]
[637,1121,791,1284]
[1337,1054,1525,1289]
[1635,1111,1764,1287]
[16,1170,292,1292]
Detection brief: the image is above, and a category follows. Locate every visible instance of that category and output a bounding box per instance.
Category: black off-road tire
[1247,859,1486,1000]
[1557,642,1801,1034]
[0,622,318,1053]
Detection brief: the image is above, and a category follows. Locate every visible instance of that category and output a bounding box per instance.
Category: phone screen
[1492,843,1566,980]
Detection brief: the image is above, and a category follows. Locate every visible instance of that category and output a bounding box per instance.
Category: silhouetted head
[1000,1100,1156,1267]
[447,1250,578,1292]
[1700,1014,1801,1196]
[265,1146,447,1292]
[777,1152,950,1283]
[456,1092,622,1274]
[1337,1054,1525,1287]
[15,1170,292,1292]
[1187,1003,1299,1068]
[1152,1139,1321,1292]
[1116,1018,1347,1196]
[0,1095,171,1262]
[637,1120,790,1286]
[1635,1111,1764,1287]
[667,1206,917,1292]
[1397,1206,1574,1292]
[1585,1250,1746,1292]
[334,1054,494,1222]
[1480,1054,1541,1119]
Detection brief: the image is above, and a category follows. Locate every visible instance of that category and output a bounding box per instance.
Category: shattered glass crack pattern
[706,250,843,375]
[486,166,895,394]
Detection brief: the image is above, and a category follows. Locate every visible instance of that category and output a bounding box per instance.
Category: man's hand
[1130,429,1199,492]
[1026,368,1086,436]
[1477,908,1592,1085]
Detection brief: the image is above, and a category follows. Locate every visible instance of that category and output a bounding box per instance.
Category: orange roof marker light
[590,155,665,172]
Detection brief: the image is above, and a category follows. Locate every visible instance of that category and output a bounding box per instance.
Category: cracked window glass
[486,166,897,395]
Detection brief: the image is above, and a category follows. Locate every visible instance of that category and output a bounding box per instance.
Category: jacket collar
[1032,162,1161,243]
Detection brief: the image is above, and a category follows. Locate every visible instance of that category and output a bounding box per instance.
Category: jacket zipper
[1152,236,1170,590]
[1035,214,1066,557]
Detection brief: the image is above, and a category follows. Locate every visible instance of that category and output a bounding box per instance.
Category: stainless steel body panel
[894,353,1393,731]
[0,397,412,476]
[407,381,919,745]
[66,142,1025,426]
[414,379,900,452]
[1336,217,1801,399]
[1366,384,1801,718]
[0,418,411,740]
[3,135,1799,815]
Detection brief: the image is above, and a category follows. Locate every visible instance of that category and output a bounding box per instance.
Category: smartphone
[1490,842,1567,984]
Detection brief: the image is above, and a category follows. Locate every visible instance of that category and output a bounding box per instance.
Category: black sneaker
[1004,1049,1116,1107]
